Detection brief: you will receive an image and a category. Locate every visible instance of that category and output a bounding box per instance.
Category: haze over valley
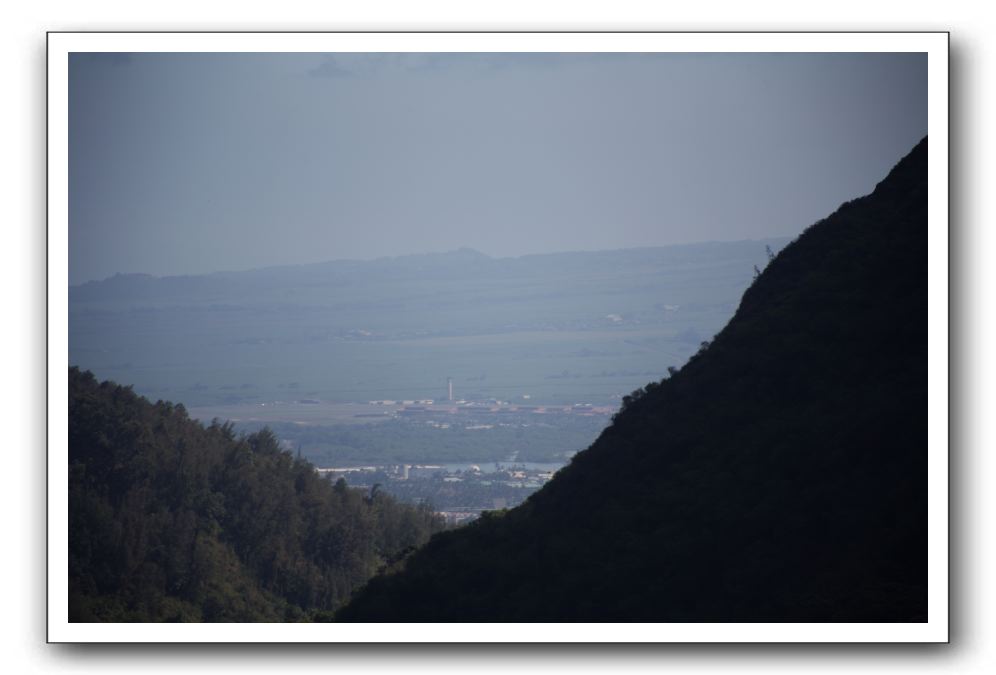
[70,240,784,462]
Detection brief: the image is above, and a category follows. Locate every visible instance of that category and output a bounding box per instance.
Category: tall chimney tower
[447,377,453,402]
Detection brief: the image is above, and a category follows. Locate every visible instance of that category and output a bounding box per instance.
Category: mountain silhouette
[337,138,929,622]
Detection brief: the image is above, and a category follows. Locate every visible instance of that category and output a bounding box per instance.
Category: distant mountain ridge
[70,240,789,301]
[69,238,787,408]
[337,138,929,621]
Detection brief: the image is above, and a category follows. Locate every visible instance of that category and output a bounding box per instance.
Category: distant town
[360,396,615,422]
[317,461,563,526]
[305,391,613,524]
[186,377,618,524]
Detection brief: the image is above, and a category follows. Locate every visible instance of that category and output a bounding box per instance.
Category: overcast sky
[68,52,927,285]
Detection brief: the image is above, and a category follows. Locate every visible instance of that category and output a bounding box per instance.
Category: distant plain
[70,240,786,411]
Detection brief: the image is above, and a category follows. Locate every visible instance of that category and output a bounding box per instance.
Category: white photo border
[47,31,949,643]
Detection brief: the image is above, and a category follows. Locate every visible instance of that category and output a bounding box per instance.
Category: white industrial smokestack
[447,377,453,402]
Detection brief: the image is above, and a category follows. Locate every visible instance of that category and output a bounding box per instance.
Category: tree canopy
[69,367,443,622]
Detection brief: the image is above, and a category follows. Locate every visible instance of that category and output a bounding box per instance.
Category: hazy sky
[69,52,927,285]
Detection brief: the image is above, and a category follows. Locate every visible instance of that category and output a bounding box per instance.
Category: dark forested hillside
[68,367,442,622]
[338,138,929,622]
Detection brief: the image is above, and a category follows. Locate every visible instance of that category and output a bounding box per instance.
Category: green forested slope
[338,138,929,622]
[68,367,442,622]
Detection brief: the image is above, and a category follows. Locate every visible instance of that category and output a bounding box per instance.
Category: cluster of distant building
[315,462,562,525]
[362,399,613,419]
[316,463,555,484]
[368,399,436,406]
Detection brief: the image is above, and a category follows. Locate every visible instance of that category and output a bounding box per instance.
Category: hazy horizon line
[71,235,792,287]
